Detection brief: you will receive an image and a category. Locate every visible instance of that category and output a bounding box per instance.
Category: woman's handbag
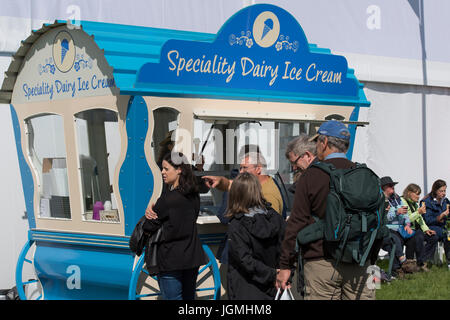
[129,216,148,256]
[145,225,163,276]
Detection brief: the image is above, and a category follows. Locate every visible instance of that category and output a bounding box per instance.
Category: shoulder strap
[311,161,336,175]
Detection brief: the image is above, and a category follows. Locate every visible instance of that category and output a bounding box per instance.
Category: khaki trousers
[303,258,375,300]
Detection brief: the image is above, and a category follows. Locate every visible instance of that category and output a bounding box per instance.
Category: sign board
[12,25,118,104]
[136,4,362,103]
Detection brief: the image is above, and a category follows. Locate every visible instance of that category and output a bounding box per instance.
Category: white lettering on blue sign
[167,50,236,83]
[166,49,342,87]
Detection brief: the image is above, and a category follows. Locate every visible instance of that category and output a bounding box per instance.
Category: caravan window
[74,109,120,222]
[151,107,180,170]
[193,117,317,216]
[25,114,71,219]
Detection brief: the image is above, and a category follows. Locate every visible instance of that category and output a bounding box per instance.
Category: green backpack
[297,162,388,267]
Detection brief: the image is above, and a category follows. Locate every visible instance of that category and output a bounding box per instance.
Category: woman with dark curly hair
[143,152,207,300]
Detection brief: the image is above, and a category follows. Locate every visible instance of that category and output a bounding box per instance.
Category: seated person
[421,179,450,268]
[202,147,283,215]
[401,183,437,272]
[380,176,419,277]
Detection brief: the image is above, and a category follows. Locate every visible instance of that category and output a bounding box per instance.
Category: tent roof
[0,6,369,107]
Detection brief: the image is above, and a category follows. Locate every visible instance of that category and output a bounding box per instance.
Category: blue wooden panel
[33,238,134,300]
[346,106,360,160]
[118,96,154,236]
[10,105,36,229]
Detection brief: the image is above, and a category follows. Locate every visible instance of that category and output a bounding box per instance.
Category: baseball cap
[380,176,398,187]
[309,120,350,142]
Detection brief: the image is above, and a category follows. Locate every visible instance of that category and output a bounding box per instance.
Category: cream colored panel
[12,25,118,104]
[142,96,354,123]
[14,95,128,236]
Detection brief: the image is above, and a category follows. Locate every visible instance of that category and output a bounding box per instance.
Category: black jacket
[227,207,286,300]
[143,188,207,272]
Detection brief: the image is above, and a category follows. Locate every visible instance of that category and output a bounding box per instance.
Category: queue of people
[131,120,449,300]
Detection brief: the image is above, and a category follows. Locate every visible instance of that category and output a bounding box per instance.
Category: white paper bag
[275,288,295,300]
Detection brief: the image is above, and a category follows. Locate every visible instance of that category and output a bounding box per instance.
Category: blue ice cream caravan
[0,4,370,300]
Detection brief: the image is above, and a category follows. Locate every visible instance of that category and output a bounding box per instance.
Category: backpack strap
[311,162,341,192]
[387,242,396,278]
[359,227,378,266]
[311,161,336,175]
[334,214,353,268]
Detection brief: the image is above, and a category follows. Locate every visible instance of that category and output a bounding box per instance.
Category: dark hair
[225,172,266,218]
[429,179,447,199]
[157,143,174,168]
[162,152,198,195]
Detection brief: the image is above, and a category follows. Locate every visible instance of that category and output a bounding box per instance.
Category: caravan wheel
[15,240,44,300]
[128,244,221,300]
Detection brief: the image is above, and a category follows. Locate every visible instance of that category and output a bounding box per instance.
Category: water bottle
[93,201,104,220]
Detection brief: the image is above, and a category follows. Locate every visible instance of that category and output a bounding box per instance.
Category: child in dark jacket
[226,172,286,300]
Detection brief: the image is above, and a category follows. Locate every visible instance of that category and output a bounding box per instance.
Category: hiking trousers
[303,258,375,300]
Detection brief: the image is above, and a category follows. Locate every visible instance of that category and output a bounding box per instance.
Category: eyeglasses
[290,153,305,166]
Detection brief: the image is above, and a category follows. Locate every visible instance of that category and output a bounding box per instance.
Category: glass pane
[25,114,71,219]
[75,109,120,222]
[193,117,322,216]
[151,107,180,170]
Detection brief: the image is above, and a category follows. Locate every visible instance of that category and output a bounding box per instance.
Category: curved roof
[0,10,369,106]
[0,20,215,104]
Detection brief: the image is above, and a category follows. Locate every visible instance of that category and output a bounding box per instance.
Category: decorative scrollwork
[275,35,299,53]
[74,54,93,72]
[229,30,253,48]
[38,58,56,75]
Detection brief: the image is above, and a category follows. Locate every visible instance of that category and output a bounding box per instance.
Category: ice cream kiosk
[0,4,370,299]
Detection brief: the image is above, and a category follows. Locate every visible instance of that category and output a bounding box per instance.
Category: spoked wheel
[15,240,44,300]
[129,244,221,300]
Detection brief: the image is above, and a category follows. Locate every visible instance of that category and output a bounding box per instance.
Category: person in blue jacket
[420,179,450,267]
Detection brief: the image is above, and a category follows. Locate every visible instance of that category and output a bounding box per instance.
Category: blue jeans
[158,267,199,300]
[382,230,415,270]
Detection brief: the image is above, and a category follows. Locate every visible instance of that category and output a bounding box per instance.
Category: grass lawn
[375,260,450,300]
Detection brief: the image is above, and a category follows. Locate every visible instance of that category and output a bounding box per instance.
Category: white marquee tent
[0,0,449,289]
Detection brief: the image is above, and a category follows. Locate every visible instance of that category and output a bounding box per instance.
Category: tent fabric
[0,0,449,289]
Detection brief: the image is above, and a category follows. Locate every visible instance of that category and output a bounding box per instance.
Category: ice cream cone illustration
[262,19,273,40]
[61,39,69,63]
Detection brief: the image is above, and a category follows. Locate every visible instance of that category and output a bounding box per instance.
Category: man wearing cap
[276,120,376,300]
[380,176,420,277]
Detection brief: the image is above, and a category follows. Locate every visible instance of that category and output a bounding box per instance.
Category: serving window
[193,116,320,217]
[25,113,72,219]
[143,97,359,221]
[151,107,180,170]
[74,109,120,223]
